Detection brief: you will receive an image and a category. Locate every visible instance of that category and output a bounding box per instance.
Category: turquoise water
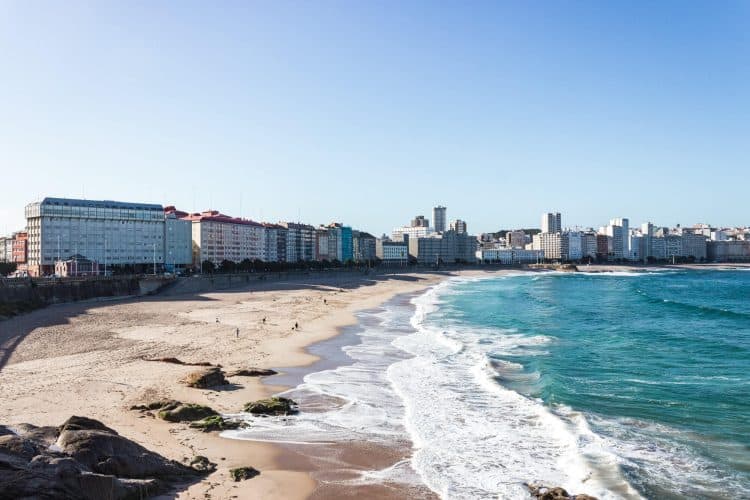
[439,270,750,498]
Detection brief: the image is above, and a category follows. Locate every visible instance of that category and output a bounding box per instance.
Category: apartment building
[279,222,316,263]
[376,240,408,264]
[352,230,377,262]
[24,197,166,276]
[476,248,544,264]
[449,219,467,234]
[506,230,526,249]
[185,210,265,267]
[408,230,477,265]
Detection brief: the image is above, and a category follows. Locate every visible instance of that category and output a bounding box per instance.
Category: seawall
[0,276,174,319]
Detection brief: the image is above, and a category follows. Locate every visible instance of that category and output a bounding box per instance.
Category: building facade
[433,206,447,233]
[541,212,562,234]
[25,197,165,276]
[449,219,467,234]
[376,240,408,264]
[408,230,477,265]
[352,230,377,263]
[186,211,265,267]
[476,248,544,264]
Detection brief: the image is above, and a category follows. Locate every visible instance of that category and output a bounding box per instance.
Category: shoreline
[0,269,497,498]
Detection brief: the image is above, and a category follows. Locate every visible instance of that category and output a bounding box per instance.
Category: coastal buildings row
[10,197,380,277]
[4,199,750,277]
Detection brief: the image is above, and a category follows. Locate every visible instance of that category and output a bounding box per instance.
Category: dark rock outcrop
[0,416,204,500]
[525,483,598,500]
[143,357,215,367]
[188,415,241,432]
[226,368,278,377]
[183,367,229,388]
[230,466,260,481]
[157,404,219,423]
[243,397,298,416]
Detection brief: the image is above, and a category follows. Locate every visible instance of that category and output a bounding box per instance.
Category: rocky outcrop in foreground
[526,483,598,500]
[243,397,298,416]
[182,367,230,388]
[0,416,204,500]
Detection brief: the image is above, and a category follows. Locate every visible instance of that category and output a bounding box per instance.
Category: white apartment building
[607,218,630,259]
[392,225,433,242]
[24,197,166,276]
[476,248,544,264]
[187,211,265,266]
[376,240,408,264]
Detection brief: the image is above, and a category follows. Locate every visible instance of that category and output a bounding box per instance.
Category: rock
[525,483,598,500]
[0,416,203,500]
[189,455,216,473]
[183,367,229,388]
[56,416,198,479]
[130,399,181,412]
[188,415,241,432]
[143,357,214,367]
[157,403,218,423]
[226,368,278,377]
[230,466,260,481]
[243,397,298,416]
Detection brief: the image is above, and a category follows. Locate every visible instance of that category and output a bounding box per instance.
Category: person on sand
[215,317,219,323]
[236,327,239,338]
[295,321,299,330]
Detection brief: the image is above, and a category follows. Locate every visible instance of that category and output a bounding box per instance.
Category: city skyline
[2,2,749,234]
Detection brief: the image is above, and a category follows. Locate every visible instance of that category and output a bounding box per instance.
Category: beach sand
[0,270,497,498]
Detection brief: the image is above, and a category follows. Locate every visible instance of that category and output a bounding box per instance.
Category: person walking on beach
[236,327,239,338]
[216,317,219,323]
[295,321,299,330]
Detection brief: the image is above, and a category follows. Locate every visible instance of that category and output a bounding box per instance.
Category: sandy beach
[0,270,496,499]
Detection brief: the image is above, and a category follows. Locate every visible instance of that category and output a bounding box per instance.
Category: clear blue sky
[1,1,748,236]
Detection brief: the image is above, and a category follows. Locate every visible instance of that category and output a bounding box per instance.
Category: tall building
[433,206,447,233]
[25,197,166,276]
[541,212,562,234]
[640,222,654,262]
[163,211,193,272]
[606,218,630,259]
[449,219,467,234]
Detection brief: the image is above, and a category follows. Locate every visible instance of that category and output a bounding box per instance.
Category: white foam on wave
[389,281,641,500]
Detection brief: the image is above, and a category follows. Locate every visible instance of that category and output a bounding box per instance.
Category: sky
[1,1,748,236]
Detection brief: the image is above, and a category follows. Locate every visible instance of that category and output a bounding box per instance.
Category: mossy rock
[188,415,241,432]
[130,400,180,412]
[183,367,229,388]
[230,466,260,481]
[243,397,298,416]
[189,455,216,473]
[158,404,218,422]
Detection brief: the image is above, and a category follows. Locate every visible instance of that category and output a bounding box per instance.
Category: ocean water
[225,270,750,499]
